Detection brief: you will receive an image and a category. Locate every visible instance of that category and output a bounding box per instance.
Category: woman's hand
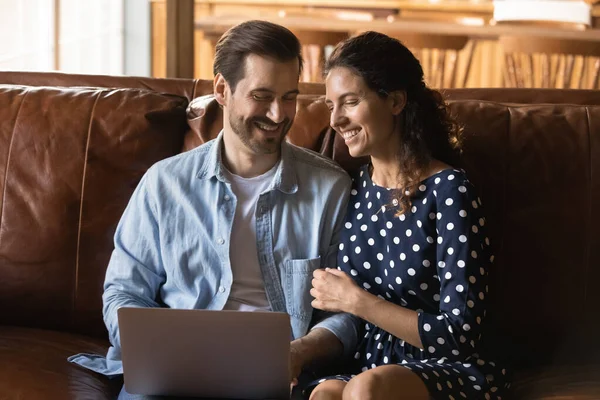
[310,268,363,313]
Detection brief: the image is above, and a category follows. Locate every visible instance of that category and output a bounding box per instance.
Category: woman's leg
[309,379,347,400]
[343,365,430,400]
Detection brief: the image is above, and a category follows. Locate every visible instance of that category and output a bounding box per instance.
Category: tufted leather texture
[1,71,600,399]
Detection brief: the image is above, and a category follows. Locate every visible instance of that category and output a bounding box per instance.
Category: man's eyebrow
[250,87,275,93]
[250,88,300,96]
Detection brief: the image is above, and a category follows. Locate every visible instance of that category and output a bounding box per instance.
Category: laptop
[118,307,291,399]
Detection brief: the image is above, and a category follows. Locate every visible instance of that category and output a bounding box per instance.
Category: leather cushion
[512,365,600,399]
[0,326,120,400]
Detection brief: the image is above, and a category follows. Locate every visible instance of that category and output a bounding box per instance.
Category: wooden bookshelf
[150,0,600,88]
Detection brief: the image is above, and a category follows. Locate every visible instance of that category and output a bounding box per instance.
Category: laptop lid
[118,307,291,399]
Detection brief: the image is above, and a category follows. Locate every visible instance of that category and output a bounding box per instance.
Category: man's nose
[266,100,284,124]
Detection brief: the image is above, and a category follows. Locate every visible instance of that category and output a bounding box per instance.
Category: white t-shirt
[222,163,278,312]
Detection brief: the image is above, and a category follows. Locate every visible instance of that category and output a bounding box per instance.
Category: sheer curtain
[59,0,123,75]
[0,0,55,71]
[0,0,124,75]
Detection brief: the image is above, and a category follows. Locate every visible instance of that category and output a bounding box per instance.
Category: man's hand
[310,268,362,314]
[289,341,305,391]
[288,328,344,392]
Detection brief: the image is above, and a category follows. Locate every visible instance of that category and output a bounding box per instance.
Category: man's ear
[214,73,228,107]
[389,90,407,116]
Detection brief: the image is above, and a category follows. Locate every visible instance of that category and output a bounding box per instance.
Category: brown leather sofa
[1,71,600,400]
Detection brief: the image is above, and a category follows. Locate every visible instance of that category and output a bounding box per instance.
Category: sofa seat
[0,326,120,400]
[512,365,600,399]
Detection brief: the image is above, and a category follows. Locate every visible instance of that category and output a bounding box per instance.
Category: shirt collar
[196,130,298,194]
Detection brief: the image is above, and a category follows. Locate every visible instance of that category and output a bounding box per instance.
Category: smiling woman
[324,32,462,217]
[307,31,510,400]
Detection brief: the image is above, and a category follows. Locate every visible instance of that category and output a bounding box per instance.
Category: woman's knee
[309,379,346,400]
[342,366,429,400]
[342,371,382,400]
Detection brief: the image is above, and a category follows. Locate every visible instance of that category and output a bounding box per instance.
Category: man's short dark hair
[213,20,304,92]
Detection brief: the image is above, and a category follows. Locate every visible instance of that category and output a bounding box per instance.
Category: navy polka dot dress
[307,165,510,400]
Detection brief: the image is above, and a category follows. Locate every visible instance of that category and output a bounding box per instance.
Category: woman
[307,32,509,399]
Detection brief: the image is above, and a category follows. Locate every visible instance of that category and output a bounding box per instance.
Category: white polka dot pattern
[328,166,503,399]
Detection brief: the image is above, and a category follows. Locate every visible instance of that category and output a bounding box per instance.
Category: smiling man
[68,20,358,400]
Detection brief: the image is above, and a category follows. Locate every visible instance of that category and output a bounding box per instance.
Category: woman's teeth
[342,129,360,140]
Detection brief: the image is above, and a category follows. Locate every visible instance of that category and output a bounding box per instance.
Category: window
[0,0,125,75]
[0,0,55,71]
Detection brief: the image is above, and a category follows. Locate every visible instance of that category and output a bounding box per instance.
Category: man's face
[222,54,300,155]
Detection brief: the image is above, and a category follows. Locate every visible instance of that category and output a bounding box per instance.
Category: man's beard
[229,113,292,155]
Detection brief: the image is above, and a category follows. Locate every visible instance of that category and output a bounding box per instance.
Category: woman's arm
[312,178,492,359]
[312,268,423,349]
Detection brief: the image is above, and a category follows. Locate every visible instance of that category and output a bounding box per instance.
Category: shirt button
[224,195,231,201]
[216,238,225,245]
[219,286,226,293]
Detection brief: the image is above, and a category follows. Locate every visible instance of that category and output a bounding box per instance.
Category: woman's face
[325,66,403,160]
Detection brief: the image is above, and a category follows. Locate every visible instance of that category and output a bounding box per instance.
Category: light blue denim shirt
[68,132,359,377]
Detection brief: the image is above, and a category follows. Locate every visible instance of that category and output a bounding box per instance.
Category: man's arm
[291,172,359,378]
[102,168,165,350]
[290,327,342,379]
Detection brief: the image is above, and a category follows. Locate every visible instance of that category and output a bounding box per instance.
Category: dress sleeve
[417,177,493,359]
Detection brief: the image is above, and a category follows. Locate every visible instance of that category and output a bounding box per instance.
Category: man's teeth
[342,129,360,140]
[256,122,278,131]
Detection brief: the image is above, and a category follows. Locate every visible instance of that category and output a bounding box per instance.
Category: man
[69,20,357,399]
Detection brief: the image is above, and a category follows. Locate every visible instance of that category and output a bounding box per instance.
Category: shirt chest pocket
[283,257,321,320]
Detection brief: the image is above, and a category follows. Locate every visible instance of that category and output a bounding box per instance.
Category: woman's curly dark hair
[324,31,463,216]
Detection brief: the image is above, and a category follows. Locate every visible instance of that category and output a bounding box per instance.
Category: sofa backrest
[1,71,599,370]
[0,83,189,338]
